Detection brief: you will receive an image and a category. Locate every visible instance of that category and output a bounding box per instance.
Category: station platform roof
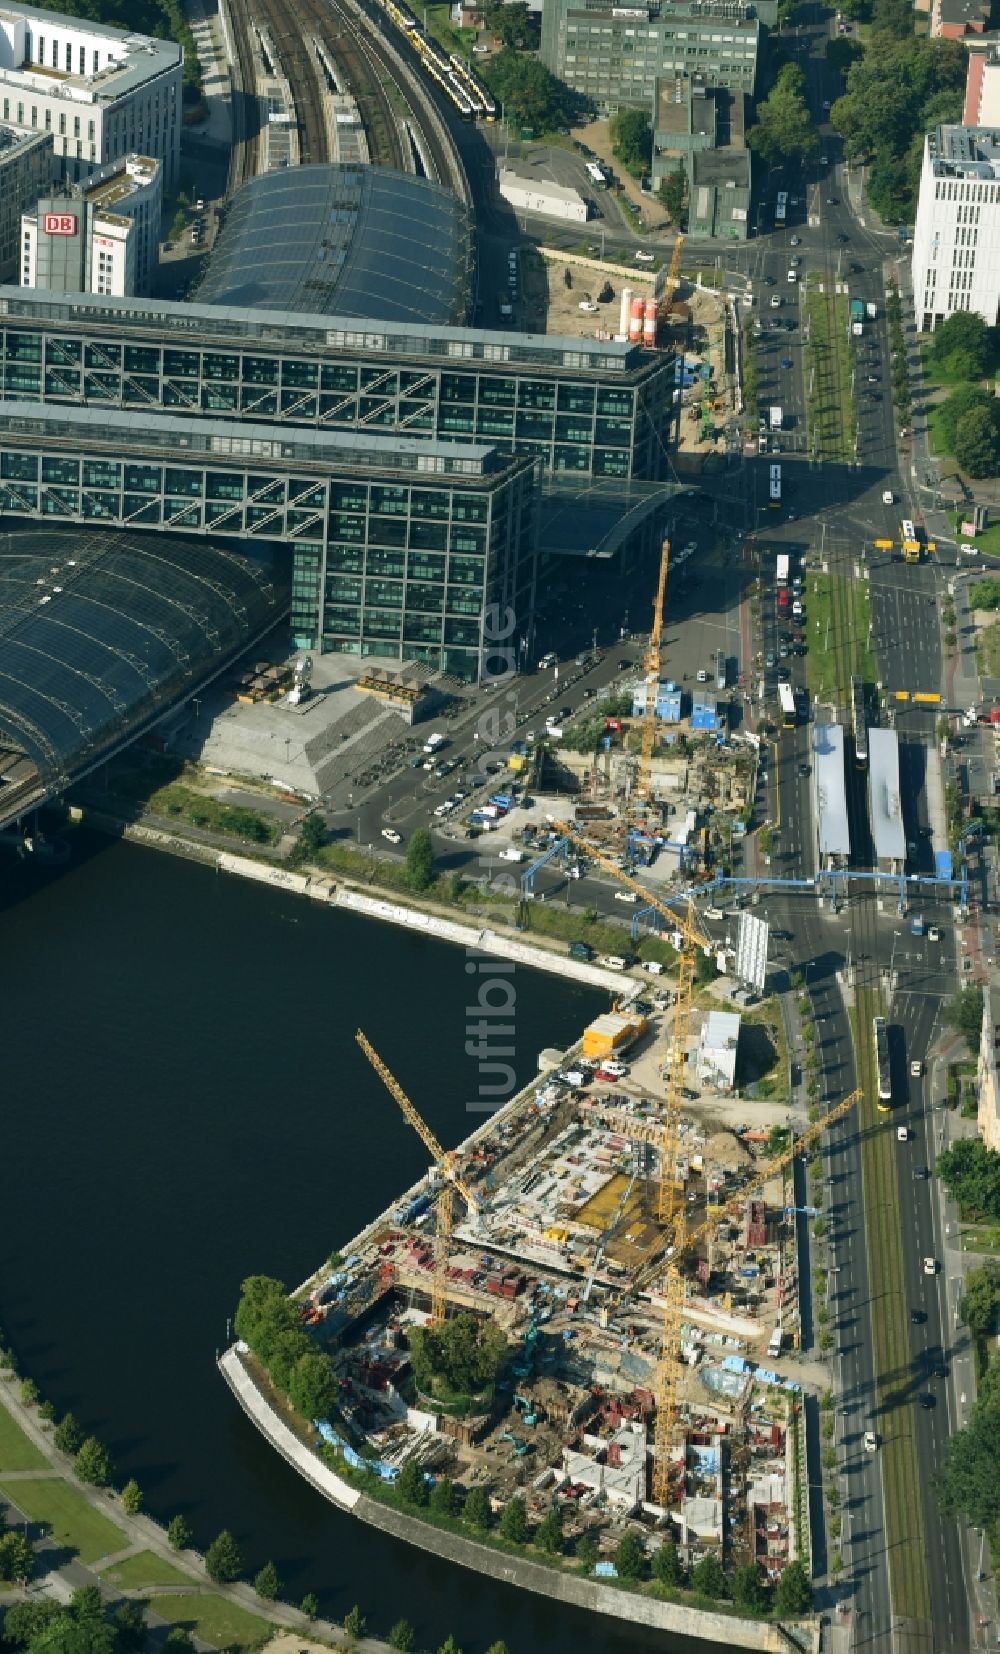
[812,721,850,859]
[868,727,906,863]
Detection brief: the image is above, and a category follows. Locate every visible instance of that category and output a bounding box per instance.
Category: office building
[0,1,180,187]
[0,122,51,280]
[963,48,1000,123]
[540,0,763,115]
[912,124,1000,330]
[21,153,161,296]
[0,403,539,682]
[651,75,751,239]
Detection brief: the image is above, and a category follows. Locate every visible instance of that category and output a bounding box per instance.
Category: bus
[775,192,788,226]
[776,552,790,587]
[769,464,782,506]
[778,682,796,727]
[585,160,607,188]
[900,518,921,563]
[873,1016,892,1111]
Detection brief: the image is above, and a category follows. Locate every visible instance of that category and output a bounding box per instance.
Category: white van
[643,960,664,975]
[600,955,627,970]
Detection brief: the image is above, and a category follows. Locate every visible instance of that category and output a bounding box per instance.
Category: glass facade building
[0,291,674,482]
[0,404,538,682]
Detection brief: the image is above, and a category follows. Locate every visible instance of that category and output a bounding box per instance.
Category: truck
[769,405,783,431]
[568,940,593,961]
[866,301,877,320]
[422,731,446,754]
[776,552,790,587]
[911,913,925,936]
[498,846,524,862]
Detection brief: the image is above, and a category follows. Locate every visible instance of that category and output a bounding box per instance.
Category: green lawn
[101,1550,191,1589]
[152,1594,274,1652]
[0,1402,47,1471]
[960,1224,1000,1254]
[954,513,1000,556]
[0,1478,126,1564]
[803,285,856,463]
[975,618,1000,678]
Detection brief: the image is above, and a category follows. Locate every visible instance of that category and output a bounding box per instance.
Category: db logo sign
[43,213,77,235]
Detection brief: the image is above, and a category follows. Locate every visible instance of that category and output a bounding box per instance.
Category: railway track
[222,0,262,191]
[322,0,406,170]
[251,0,331,165]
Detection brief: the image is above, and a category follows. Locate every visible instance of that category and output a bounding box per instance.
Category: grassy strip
[0,1403,47,1471]
[0,1478,126,1565]
[805,572,875,704]
[803,286,855,463]
[849,989,931,1626]
[100,1550,192,1589]
[149,1594,273,1653]
[102,756,280,846]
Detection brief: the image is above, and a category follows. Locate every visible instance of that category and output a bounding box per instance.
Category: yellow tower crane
[356,1029,480,1324]
[636,535,670,815]
[646,1086,860,1505]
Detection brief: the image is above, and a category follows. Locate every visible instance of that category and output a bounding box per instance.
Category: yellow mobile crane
[356,1030,480,1324]
[636,536,670,815]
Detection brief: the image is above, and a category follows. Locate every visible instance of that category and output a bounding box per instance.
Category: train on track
[382,0,496,119]
[851,674,868,767]
[873,1015,892,1111]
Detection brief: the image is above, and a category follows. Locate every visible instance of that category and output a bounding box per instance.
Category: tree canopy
[831,34,965,220]
[481,51,593,133]
[481,0,534,47]
[960,1264,1000,1336]
[943,985,985,1052]
[936,1139,1000,1222]
[404,827,435,892]
[927,312,996,380]
[409,1313,507,1399]
[609,108,652,177]
[658,165,687,226]
[773,1559,813,1615]
[955,406,1000,479]
[935,1353,1000,1529]
[233,1276,336,1414]
[748,64,818,165]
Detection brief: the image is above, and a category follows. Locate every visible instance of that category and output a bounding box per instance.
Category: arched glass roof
[0,527,284,789]
[196,166,472,326]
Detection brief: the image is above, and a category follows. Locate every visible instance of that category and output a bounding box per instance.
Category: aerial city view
[3,0,1000,1648]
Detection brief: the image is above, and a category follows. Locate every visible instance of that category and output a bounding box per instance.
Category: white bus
[776,552,790,586]
[769,464,782,506]
[775,192,788,226]
[778,682,796,727]
[585,160,607,187]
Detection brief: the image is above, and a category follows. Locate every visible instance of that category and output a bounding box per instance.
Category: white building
[912,124,1000,331]
[21,153,161,296]
[698,1009,741,1092]
[498,167,589,223]
[0,2,180,188]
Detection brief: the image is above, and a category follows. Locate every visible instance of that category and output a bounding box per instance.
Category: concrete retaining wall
[219,1345,816,1653]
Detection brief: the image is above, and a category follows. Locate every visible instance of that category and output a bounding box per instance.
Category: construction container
[581,1010,647,1060]
[628,296,643,343]
[619,287,633,336]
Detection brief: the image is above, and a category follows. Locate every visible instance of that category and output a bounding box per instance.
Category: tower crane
[645,1086,860,1505]
[636,536,670,815]
[658,232,684,328]
[356,1029,480,1324]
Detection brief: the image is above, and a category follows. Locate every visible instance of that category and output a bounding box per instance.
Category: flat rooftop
[0,3,181,99]
[927,123,1000,177]
[654,75,716,140]
[0,287,657,380]
[868,727,906,862]
[812,721,850,858]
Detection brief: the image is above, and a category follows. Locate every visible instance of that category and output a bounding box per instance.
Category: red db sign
[43,213,77,235]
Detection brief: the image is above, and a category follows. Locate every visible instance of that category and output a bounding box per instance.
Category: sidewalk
[0,1373,391,1653]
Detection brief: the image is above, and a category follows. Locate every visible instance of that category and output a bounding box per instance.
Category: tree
[773,1558,813,1614]
[54,1413,84,1457]
[398,1459,428,1507]
[483,0,534,48]
[111,1602,146,1654]
[204,1529,242,1584]
[74,1438,112,1487]
[533,1506,563,1554]
[71,1589,105,1623]
[927,311,993,379]
[961,1265,1000,1335]
[300,1593,319,1620]
[825,35,864,73]
[485,1645,510,1654]
[19,1379,39,1407]
[254,1562,280,1601]
[732,1561,768,1609]
[658,165,687,225]
[831,35,966,219]
[690,1550,727,1598]
[288,1352,339,1422]
[575,1534,598,1571]
[27,1617,117,1654]
[937,1138,1000,1221]
[343,1605,366,1638]
[609,107,652,176]
[437,1639,462,1654]
[120,1479,142,1516]
[463,1485,491,1531]
[409,1314,507,1398]
[499,1498,528,1544]
[1,1601,63,1646]
[166,1514,192,1552]
[481,50,594,133]
[748,64,818,165]
[430,1476,457,1518]
[0,1531,35,1584]
[613,1530,646,1581]
[936,386,994,456]
[955,406,1000,479]
[405,827,434,891]
[298,813,327,858]
[652,1536,685,1586]
[388,1620,415,1652]
[163,1631,195,1654]
[943,985,985,1053]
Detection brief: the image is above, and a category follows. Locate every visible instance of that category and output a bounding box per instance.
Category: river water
[0,833,716,1654]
